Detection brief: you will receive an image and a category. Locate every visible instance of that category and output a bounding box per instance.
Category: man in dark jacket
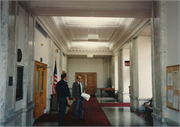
[72,75,85,122]
[56,73,70,126]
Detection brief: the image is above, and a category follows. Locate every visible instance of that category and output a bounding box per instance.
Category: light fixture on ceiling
[87,53,93,58]
[88,19,98,41]
[88,34,98,41]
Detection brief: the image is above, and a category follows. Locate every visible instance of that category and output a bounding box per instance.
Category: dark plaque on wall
[9,77,13,86]
[16,66,23,101]
[17,49,22,62]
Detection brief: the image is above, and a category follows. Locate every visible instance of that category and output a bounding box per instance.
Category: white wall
[52,44,61,81]
[15,6,26,111]
[165,1,180,123]
[122,49,130,93]
[34,28,49,65]
[137,36,152,98]
[62,53,67,72]
[68,58,104,88]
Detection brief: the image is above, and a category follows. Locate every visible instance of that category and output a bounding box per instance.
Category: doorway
[33,61,47,120]
[75,72,97,95]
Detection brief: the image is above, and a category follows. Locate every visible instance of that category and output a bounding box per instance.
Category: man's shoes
[58,123,67,126]
[63,123,67,126]
[72,119,77,122]
[79,118,86,121]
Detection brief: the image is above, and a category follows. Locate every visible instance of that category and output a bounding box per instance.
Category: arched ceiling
[22,1,151,57]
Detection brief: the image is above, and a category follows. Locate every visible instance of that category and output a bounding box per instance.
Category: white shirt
[77,81,83,94]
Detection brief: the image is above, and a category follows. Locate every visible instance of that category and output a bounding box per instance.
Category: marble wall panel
[0,1,9,123]
[27,15,35,103]
[6,1,17,110]
[118,50,123,101]
[0,2,19,125]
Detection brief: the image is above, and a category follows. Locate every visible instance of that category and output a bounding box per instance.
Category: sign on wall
[125,61,130,66]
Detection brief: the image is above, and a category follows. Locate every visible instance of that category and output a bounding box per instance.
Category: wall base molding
[129,94,151,101]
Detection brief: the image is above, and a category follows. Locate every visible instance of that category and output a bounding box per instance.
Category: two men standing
[72,76,86,122]
[56,74,85,126]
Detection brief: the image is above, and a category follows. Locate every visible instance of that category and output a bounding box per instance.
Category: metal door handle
[39,91,42,96]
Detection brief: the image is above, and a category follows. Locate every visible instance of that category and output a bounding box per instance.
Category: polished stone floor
[34,97,153,126]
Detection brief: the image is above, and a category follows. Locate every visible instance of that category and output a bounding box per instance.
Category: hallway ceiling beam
[24,1,151,18]
[30,8,151,18]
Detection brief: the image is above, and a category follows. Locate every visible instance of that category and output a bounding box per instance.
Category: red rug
[36,97,111,126]
[100,103,130,107]
[64,97,111,126]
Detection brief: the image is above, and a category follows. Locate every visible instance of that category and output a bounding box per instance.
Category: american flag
[52,61,57,94]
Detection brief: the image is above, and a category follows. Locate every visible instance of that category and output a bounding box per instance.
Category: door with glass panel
[33,61,47,120]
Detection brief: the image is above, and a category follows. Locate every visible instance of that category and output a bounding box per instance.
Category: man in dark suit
[72,75,86,122]
[56,73,70,126]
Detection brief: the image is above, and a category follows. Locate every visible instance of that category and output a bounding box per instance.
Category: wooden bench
[101,88,115,97]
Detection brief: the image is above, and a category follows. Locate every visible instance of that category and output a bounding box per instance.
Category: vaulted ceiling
[22,1,152,57]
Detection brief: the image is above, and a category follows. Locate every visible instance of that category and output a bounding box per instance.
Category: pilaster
[0,1,18,126]
[151,1,167,126]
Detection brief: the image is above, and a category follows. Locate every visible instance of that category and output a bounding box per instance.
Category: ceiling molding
[67,50,112,56]
[52,17,73,48]
[37,16,68,53]
[109,18,135,48]
[112,18,151,54]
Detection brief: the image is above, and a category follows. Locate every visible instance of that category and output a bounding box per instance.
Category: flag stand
[50,58,58,112]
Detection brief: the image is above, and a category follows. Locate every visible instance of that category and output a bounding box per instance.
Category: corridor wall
[130,36,152,112]
[165,1,180,125]
[68,58,104,90]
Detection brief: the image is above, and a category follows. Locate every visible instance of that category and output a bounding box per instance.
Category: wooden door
[33,61,47,120]
[75,72,97,95]
[87,73,97,95]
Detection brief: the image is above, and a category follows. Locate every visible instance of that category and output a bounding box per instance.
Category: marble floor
[34,96,153,126]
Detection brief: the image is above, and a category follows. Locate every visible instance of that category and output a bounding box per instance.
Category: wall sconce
[41,43,43,46]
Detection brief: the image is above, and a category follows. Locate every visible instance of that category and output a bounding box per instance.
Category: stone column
[151,1,167,126]
[119,48,130,102]
[26,14,35,126]
[129,39,138,112]
[111,56,115,88]
[118,49,123,101]
[0,1,18,126]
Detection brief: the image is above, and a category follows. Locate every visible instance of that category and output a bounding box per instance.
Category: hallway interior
[33,96,153,126]
[1,1,180,126]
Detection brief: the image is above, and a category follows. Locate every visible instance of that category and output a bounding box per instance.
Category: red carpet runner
[36,97,111,126]
[64,97,111,126]
[100,103,130,107]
